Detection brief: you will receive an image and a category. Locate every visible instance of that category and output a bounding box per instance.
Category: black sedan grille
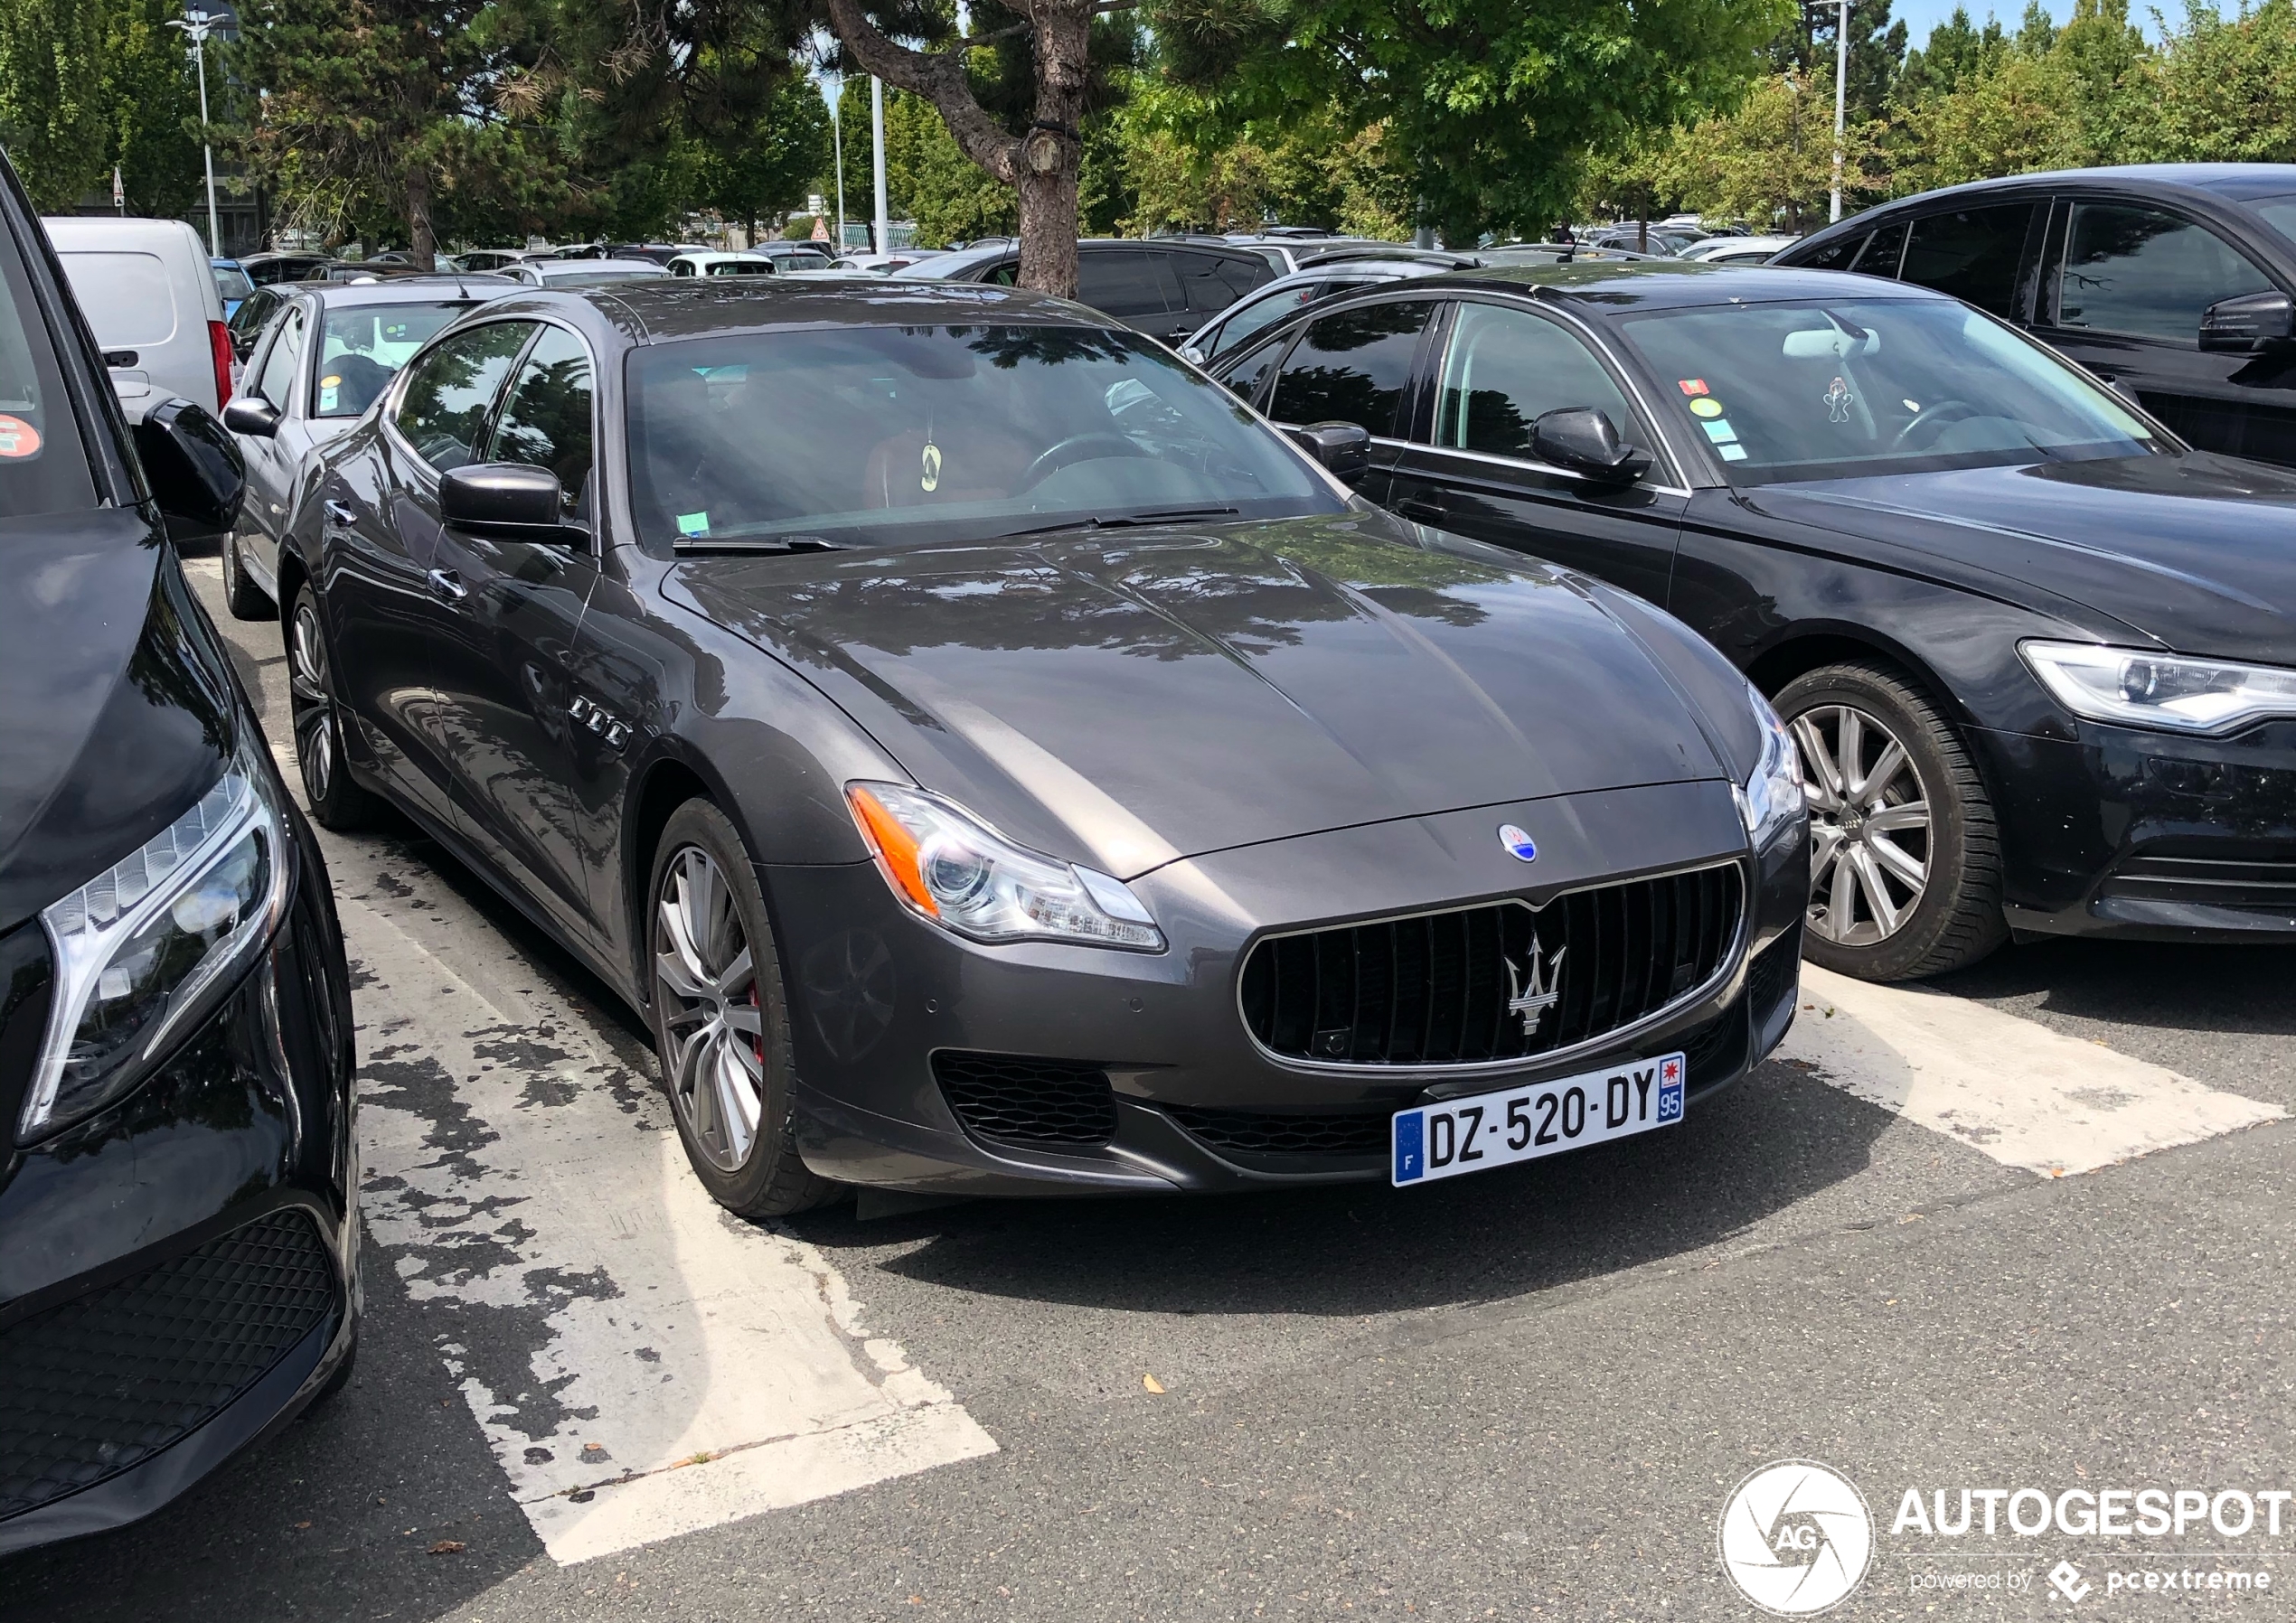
[2103,847,2296,910]
[1164,1104,1391,1159]
[1238,864,1744,1068]
[934,1052,1117,1148]
[0,1210,337,1522]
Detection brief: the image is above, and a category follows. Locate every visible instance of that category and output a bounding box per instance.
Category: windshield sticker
[1678,379,1709,397]
[676,511,710,537]
[1689,397,1724,419]
[0,414,42,456]
[1718,443,1749,462]
[1825,376,1855,423]
[921,439,942,493]
[318,387,338,412]
[1702,418,1740,445]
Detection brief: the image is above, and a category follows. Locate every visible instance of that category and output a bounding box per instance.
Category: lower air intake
[934,1052,1117,1148]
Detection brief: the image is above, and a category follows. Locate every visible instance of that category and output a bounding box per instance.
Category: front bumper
[1974,718,2296,943]
[0,811,359,1557]
[778,780,1806,1196]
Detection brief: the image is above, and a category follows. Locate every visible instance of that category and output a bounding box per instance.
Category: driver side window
[253,305,305,412]
[1434,303,1645,460]
[392,322,535,472]
[487,325,595,521]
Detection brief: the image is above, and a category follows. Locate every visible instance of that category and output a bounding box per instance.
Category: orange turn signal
[846,784,937,915]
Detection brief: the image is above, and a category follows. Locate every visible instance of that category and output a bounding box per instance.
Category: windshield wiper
[673,534,846,556]
[997,505,1242,539]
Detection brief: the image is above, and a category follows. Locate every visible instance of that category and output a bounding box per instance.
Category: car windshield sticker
[1903,399,1921,412]
[1718,443,1748,461]
[1678,379,1709,396]
[676,511,710,537]
[921,439,942,493]
[0,414,42,456]
[1825,376,1855,422]
[1703,418,1739,445]
[1689,397,1724,418]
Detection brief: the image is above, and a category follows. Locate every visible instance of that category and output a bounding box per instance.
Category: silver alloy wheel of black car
[288,596,337,805]
[654,845,768,1173]
[1793,702,1931,946]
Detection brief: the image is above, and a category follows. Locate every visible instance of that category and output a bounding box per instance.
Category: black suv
[892,238,1275,343]
[1777,164,2296,467]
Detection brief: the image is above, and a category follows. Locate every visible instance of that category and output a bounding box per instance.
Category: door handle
[426,568,467,603]
[323,499,357,528]
[1396,498,1444,523]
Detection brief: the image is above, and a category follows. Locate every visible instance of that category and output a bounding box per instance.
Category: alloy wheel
[288,598,335,804]
[1792,703,1932,946]
[654,846,766,1172]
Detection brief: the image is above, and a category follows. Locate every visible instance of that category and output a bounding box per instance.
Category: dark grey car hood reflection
[672,513,1730,877]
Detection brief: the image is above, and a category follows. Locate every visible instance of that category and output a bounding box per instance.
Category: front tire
[647,801,838,1218]
[222,529,275,621]
[286,582,381,831]
[1774,661,2008,981]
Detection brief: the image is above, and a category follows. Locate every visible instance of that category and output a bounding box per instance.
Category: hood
[1753,454,2296,661]
[672,513,1733,877]
[0,511,236,935]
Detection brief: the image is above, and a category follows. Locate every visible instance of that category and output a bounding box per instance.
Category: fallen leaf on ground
[428,1540,466,1555]
[1143,1373,1165,1393]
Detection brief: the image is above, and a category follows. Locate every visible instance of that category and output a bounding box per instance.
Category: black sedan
[281,278,1805,1215]
[0,156,359,1553]
[1212,260,2296,980]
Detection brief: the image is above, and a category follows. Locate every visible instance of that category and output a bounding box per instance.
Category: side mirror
[2199,290,2295,353]
[438,462,572,539]
[132,397,244,539]
[1529,407,1651,485]
[221,395,282,438]
[1285,419,1372,485]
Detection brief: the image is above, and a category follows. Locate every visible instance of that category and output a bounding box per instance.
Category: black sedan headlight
[18,735,293,1142]
[1735,680,1806,851]
[2023,641,2296,736]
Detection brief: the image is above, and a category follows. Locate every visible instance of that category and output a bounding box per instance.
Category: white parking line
[342,895,996,1566]
[1780,962,2284,1177]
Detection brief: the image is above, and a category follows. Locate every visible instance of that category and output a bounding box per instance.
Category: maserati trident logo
[1504,937,1566,1037]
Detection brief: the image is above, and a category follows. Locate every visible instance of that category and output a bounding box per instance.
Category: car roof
[537,258,664,274]
[1833,163,2296,215]
[288,274,517,306]
[1256,258,1456,291]
[522,277,1104,343]
[1402,259,1951,310]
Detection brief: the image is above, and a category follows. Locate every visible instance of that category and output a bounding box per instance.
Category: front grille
[1238,864,1744,1067]
[0,1209,337,1522]
[1165,1104,1390,1159]
[2103,847,2296,910]
[934,1052,1116,1147]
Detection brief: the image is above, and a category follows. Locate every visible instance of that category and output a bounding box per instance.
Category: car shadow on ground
[792,1056,1913,1321]
[1931,935,2296,1038]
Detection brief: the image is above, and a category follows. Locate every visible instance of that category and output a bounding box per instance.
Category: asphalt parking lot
[4,549,2292,1621]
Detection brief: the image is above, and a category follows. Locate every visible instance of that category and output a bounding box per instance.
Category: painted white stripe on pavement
[1780,962,2283,1177]
[342,895,996,1564]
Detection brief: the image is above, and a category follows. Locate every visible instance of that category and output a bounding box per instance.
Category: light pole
[165,7,221,253]
[1830,0,1849,224]
[870,77,889,256]
[822,76,846,253]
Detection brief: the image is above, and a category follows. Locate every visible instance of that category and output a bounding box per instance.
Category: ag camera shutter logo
[1718,1459,1875,1615]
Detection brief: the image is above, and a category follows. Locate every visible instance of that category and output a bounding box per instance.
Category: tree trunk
[406,169,437,272]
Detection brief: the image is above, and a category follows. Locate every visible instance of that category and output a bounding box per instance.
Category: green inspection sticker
[1703,418,1739,445]
[676,511,710,537]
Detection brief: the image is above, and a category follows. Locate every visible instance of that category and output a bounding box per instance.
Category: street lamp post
[1830,0,1849,224]
[870,76,889,257]
[822,76,846,254]
[165,7,221,253]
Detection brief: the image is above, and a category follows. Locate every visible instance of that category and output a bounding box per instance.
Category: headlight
[846,782,1164,951]
[1735,680,1805,850]
[20,734,293,1142]
[2022,641,2296,736]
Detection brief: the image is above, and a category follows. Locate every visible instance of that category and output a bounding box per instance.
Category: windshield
[212,263,253,302]
[1613,296,2164,483]
[626,324,1339,549]
[315,301,480,417]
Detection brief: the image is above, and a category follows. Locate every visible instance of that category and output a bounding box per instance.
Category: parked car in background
[1474,242,1668,267]
[1224,235,1458,277]
[218,276,516,619]
[226,283,288,361]
[894,237,1275,343]
[1214,260,2296,978]
[0,148,361,1561]
[449,248,539,273]
[831,250,945,273]
[44,215,231,420]
[1775,164,2296,467]
[666,250,777,277]
[500,257,670,288]
[212,256,253,317]
[238,250,343,286]
[283,276,1804,1213]
[1679,235,1799,266]
[749,240,836,271]
[1179,255,1465,365]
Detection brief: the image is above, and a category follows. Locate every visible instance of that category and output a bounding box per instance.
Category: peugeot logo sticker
[1498,823,1538,862]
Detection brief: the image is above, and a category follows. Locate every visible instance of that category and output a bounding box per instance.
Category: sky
[1884,0,2171,44]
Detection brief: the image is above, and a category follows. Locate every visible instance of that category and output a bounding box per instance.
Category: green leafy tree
[1894,51,2094,189]
[700,72,829,242]
[102,0,203,217]
[1664,71,1888,230]
[1895,6,2009,103]
[2131,0,2296,163]
[0,0,117,210]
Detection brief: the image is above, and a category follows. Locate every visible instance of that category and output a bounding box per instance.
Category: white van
[42,216,230,420]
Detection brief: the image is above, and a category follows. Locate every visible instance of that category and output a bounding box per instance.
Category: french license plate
[1391,1053,1685,1186]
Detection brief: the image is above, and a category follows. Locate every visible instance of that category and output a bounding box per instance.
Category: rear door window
[2056,202,2275,342]
[391,321,534,471]
[1174,253,1269,314]
[1898,203,2037,317]
[0,224,93,517]
[1795,232,1868,271]
[1078,250,1183,317]
[1851,219,1907,277]
[1267,300,1435,436]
